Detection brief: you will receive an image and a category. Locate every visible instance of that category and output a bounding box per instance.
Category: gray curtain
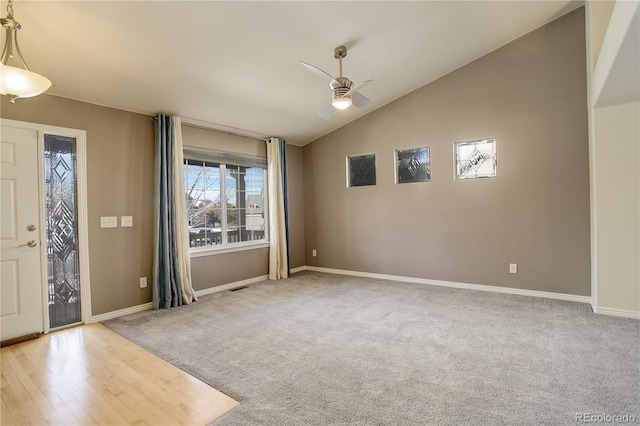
[279,139,290,275]
[153,114,197,309]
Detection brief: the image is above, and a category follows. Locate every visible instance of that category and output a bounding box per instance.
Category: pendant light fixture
[1,0,51,104]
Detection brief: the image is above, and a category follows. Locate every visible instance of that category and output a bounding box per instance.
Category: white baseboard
[195,275,269,297]
[302,266,593,305]
[91,275,270,323]
[593,306,640,319]
[90,302,153,323]
[90,268,637,321]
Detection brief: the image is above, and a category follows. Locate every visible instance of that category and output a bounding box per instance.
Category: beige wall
[593,101,640,312]
[182,125,266,157]
[1,95,155,315]
[181,124,269,290]
[181,126,306,291]
[303,8,590,296]
[1,95,306,315]
[191,248,269,291]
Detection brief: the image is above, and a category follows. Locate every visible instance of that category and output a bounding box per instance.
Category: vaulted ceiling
[8,1,583,145]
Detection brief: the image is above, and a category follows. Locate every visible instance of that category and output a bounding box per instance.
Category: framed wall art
[395,146,430,184]
[454,138,497,180]
[346,153,376,187]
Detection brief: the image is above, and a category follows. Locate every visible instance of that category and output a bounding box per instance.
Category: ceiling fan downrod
[334,45,347,78]
[332,46,352,93]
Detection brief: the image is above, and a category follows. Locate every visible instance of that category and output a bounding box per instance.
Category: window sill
[190,241,270,258]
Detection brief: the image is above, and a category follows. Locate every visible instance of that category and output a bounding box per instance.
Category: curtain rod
[180,117,269,142]
[152,115,272,143]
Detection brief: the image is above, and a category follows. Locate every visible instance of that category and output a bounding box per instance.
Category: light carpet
[104,271,640,425]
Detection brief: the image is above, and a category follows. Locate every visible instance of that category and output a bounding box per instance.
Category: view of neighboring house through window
[183,148,267,250]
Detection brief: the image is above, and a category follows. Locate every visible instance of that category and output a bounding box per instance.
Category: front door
[0,124,45,341]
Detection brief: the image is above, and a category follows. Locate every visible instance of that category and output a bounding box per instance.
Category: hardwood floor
[1,323,238,425]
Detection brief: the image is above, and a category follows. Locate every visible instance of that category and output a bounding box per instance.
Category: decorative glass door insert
[44,134,81,328]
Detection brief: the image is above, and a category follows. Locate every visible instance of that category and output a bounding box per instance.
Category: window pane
[238,226,250,242]
[45,135,81,328]
[227,227,240,244]
[184,160,221,247]
[245,167,265,240]
[227,209,238,228]
[185,155,267,248]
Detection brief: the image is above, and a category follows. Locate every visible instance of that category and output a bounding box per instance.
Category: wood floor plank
[0,351,50,426]
[71,383,132,425]
[56,387,99,426]
[79,330,192,424]
[0,323,239,425]
[0,394,17,425]
[2,346,62,422]
[0,365,48,426]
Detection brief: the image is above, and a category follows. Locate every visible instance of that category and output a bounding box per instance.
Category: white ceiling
[9,1,583,146]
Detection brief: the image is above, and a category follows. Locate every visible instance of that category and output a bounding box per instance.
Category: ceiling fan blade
[319,104,334,120]
[344,79,373,97]
[352,92,372,108]
[299,61,338,86]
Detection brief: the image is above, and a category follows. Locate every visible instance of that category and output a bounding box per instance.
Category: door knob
[27,224,36,231]
[19,240,37,248]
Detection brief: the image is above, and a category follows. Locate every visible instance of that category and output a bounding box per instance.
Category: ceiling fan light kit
[332,97,352,110]
[332,87,352,110]
[1,0,51,104]
[300,45,372,119]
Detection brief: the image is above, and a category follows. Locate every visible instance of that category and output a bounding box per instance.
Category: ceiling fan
[300,45,373,120]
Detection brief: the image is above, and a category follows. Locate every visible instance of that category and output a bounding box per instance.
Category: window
[454,138,497,180]
[183,148,268,252]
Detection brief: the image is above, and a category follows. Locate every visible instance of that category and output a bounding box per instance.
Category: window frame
[184,152,269,257]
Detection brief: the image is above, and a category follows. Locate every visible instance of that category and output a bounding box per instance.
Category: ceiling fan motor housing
[331,77,352,95]
[332,86,351,100]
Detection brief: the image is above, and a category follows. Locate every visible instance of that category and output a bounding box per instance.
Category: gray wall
[182,125,307,291]
[1,96,306,315]
[303,8,590,296]
[191,143,306,290]
[1,95,156,315]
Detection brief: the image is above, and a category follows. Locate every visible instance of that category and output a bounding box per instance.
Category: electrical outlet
[121,216,133,227]
[140,277,147,288]
[312,249,317,257]
[509,263,518,274]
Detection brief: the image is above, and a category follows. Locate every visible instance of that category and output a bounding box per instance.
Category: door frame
[1,119,92,333]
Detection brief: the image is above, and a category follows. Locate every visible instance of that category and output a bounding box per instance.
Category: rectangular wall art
[347,153,376,187]
[395,146,431,184]
[454,138,497,180]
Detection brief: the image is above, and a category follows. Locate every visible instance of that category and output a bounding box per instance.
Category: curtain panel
[266,137,290,280]
[153,114,197,309]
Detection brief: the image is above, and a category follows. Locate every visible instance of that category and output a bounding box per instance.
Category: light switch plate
[100,216,117,228]
[121,216,133,227]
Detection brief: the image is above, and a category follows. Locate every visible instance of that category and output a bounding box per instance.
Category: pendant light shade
[1,0,51,104]
[0,63,51,98]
